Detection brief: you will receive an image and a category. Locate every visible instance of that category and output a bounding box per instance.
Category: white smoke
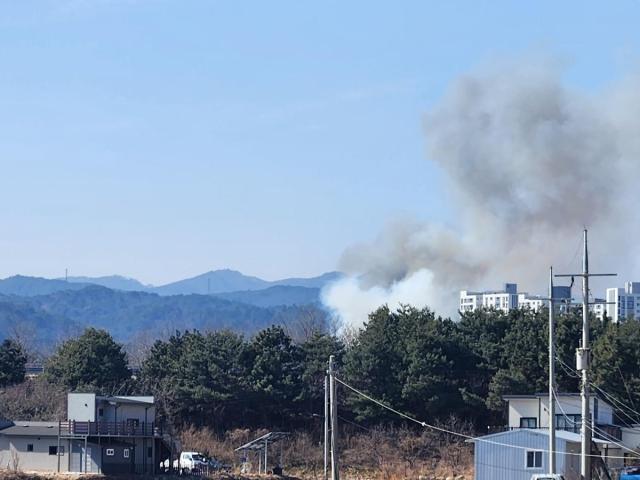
[323,59,640,328]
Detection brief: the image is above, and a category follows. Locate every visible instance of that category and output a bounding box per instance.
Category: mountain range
[0,270,341,351]
[42,269,340,296]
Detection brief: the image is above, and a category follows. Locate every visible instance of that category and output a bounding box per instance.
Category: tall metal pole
[329,355,339,480]
[555,230,617,480]
[324,374,329,480]
[580,230,591,480]
[549,266,556,475]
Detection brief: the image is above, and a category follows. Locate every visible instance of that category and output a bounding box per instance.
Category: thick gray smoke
[323,60,640,327]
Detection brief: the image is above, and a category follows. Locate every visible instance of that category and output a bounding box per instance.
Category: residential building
[606,282,640,322]
[460,283,518,313]
[0,393,172,474]
[469,428,609,480]
[470,392,639,480]
[503,393,616,437]
[460,283,572,314]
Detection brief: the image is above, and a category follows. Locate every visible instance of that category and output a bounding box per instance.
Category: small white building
[606,282,640,322]
[503,393,615,433]
[470,392,637,480]
[0,393,171,475]
[469,428,609,480]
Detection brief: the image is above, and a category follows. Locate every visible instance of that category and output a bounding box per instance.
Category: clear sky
[1,0,638,284]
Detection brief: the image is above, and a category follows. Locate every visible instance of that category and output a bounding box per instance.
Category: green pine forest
[2,306,640,432]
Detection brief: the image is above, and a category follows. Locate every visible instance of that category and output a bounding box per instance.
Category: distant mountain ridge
[63,275,151,292]
[0,285,328,350]
[0,270,342,297]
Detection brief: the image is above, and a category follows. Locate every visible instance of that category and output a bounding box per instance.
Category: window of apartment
[525,450,543,469]
[27,444,34,452]
[98,408,104,417]
[48,446,58,456]
[148,447,153,459]
[519,417,537,428]
[556,414,581,433]
[106,449,115,457]
[124,449,130,459]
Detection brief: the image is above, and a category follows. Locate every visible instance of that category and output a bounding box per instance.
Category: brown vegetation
[178,417,474,480]
[0,378,66,421]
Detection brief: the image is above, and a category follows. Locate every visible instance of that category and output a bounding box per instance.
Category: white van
[530,475,565,480]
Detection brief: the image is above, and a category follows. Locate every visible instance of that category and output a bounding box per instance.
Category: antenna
[555,229,616,480]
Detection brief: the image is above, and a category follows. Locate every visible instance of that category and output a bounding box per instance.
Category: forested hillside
[3,305,640,434]
[0,286,327,349]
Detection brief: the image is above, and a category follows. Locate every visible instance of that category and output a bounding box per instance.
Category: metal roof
[503,392,610,403]
[96,395,154,405]
[466,428,609,445]
[0,422,59,437]
[235,432,290,451]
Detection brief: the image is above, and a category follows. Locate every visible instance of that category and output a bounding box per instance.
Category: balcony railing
[58,420,162,437]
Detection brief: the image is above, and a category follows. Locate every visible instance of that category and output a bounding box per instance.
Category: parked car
[621,467,640,479]
[174,451,208,473]
[530,475,565,480]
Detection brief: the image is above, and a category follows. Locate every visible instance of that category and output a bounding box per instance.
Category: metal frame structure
[235,431,290,474]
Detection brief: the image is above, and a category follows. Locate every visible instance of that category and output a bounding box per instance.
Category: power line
[335,376,633,460]
[555,352,640,426]
[552,387,640,459]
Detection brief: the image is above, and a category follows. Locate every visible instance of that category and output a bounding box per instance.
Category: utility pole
[556,229,616,480]
[324,374,329,480]
[548,266,556,475]
[329,355,339,480]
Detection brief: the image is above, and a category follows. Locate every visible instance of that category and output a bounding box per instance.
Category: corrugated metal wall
[474,430,567,480]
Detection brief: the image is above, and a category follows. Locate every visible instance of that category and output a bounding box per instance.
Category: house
[503,393,618,438]
[0,393,172,474]
[469,428,610,480]
[470,393,640,480]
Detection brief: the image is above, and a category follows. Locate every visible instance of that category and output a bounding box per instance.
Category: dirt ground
[0,470,473,480]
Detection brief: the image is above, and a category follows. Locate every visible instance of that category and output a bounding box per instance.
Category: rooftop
[0,421,59,437]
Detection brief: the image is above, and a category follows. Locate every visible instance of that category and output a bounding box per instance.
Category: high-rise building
[459,283,572,314]
[605,282,640,322]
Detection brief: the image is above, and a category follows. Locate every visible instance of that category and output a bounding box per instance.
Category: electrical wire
[554,352,640,426]
[335,376,634,460]
[552,387,640,459]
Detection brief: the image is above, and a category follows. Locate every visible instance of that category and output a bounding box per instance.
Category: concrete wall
[99,403,155,424]
[510,396,613,428]
[67,393,96,422]
[621,427,640,450]
[508,398,540,428]
[474,430,569,480]
[0,436,71,473]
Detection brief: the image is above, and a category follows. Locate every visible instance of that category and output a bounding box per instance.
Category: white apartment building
[460,283,518,313]
[460,283,572,314]
[605,282,640,322]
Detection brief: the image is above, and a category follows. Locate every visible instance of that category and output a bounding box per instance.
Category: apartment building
[460,283,572,314]
[606,282,640,322]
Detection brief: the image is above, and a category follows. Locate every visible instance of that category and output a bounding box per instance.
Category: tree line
[2,306,640,431]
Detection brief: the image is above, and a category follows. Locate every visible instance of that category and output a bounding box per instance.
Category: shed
[468,429,609,480]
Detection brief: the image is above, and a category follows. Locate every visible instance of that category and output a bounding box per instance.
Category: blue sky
[0,0,638,284]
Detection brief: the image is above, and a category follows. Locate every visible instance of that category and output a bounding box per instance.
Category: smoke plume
[323,59,640,328]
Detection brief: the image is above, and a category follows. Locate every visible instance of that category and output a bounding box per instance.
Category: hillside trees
[45,327,131,393]
[343,306,483,424]
[0,339,27,387]
[244,326,305,425]
[592,320,640,419]
[141,330,248,430]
